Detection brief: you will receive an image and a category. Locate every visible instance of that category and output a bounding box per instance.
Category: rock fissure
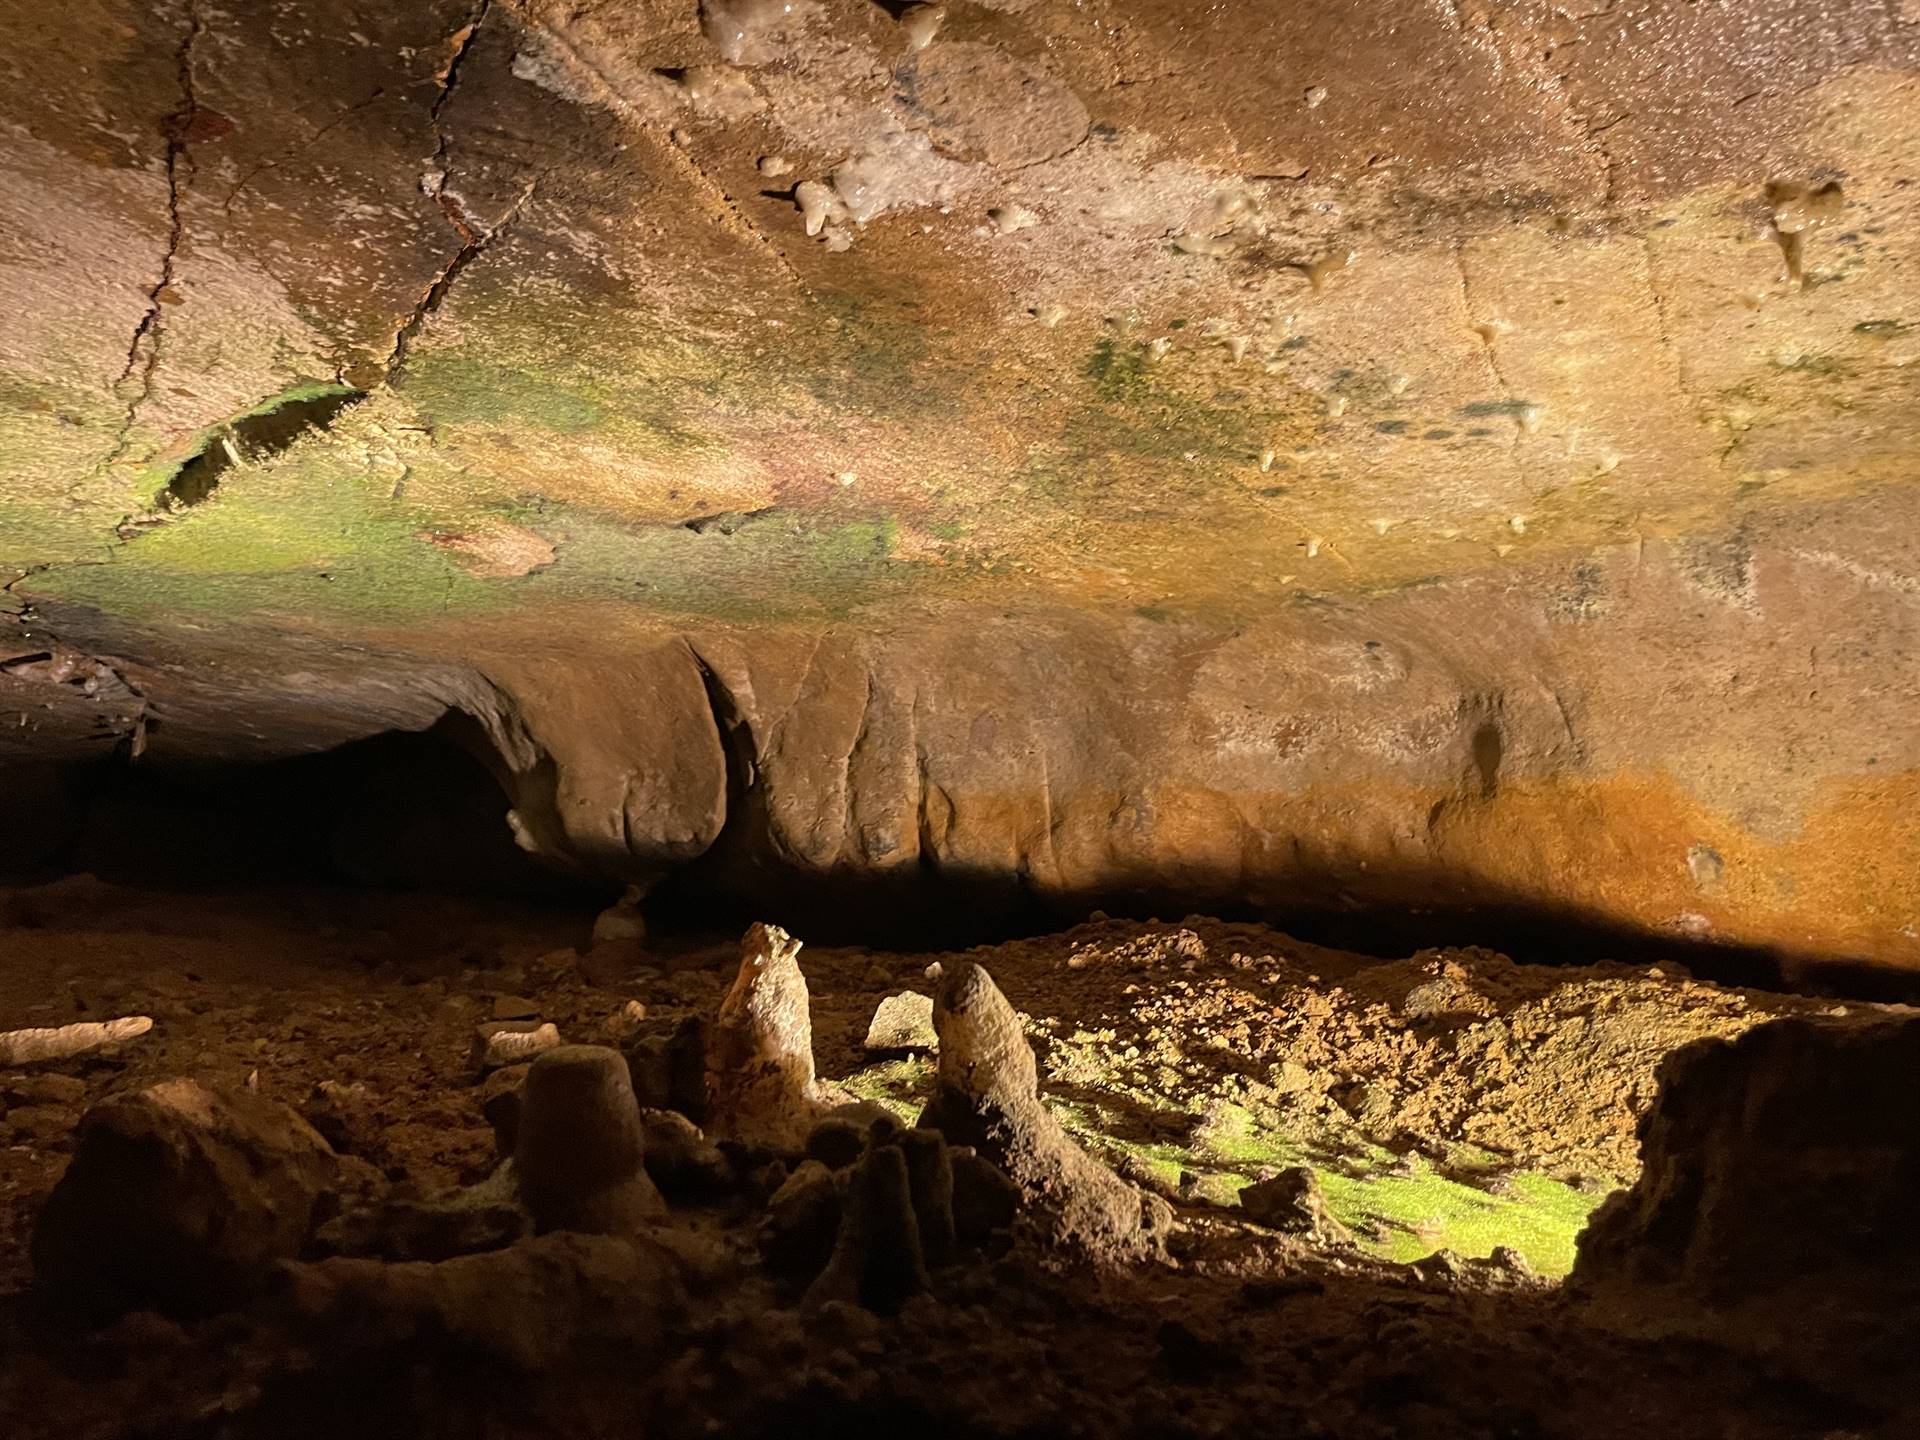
[99,0,204,477]
[385,177,539,382]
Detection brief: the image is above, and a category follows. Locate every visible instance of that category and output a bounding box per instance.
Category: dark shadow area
[0,721,599,906]
[156,387,366,510]
[7,724,1918,1002]
[647,855,1920,1004]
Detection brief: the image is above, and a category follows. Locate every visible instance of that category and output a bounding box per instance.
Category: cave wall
[3,0,1918,973]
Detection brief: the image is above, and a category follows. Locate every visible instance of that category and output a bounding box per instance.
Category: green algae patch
[1314,1158,1598,1274]
[837,1051,1600,1276]
[30,444,503,625]
[838,1055,933,1123]
[514,501,920,623]
[402,355,610,436]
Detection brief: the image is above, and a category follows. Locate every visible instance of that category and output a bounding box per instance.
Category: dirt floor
[0,878,1903,1438]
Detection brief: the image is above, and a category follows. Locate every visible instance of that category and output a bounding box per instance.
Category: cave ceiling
[3,0,1918,970]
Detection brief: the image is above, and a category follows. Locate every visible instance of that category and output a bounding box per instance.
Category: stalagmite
[919,962,1170,1260]
[704,922,823,1153]
[804,1139,930,1313]
[515,1044,665,1235]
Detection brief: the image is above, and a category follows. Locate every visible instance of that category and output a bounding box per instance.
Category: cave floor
[0,880,1898,1438]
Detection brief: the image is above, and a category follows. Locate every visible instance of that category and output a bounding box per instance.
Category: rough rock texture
[804,1139,932,1313]
[863,991,936,1052]
[1238,1167,1353,1246]
[514,1044,666,1234]
[704,922,823,1152]
[278,1231,688,1371]
[1572,1013,1920,1406]
[919,961,1169,1259]
[31,1078,343,1316]
[3,0,1920,976]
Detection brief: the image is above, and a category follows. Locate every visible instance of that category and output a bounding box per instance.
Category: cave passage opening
[4,722,1909,1005]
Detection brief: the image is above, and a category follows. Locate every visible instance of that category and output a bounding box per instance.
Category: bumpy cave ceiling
[3,0,1918,974]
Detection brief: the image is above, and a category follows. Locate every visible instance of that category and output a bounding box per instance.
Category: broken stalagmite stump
[0,1015,152,1067]
[33,1078,342,1317]
[704,922,823,1153]
[514,1044,665,1235]
[919,961,1170,1259]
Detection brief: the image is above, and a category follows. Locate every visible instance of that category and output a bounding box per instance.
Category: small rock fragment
[514,1045,665,1234]
[1237,1166,1352,1245]
[0,1015,152,1067]
[491,994,540,1020]
[473,1021,562,1071]
[864,991,937,1053]
[899,1,945,49]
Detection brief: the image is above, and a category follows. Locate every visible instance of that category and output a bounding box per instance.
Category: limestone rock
[625,1014,708,1120]
[804,1141,929,1313]
[312,1174,529,1263]
[514,1045,665,1235]
[1237,1166,1352,1245]
[949,1146,1021,1244]
[300,1079,377,1155]
[480,1063,530,1155]
[761,1158,842,1276]
[805,1113,874,1170]
[704,922,823,1153]
[472,1020,562,1072]
[863,991,937,1053]
[592,885,649,943]
[918,961,1170,1260]
[638,1107,732,1200]
[0,1016,152,1067]
[1572,1014,1920,1407]
[900,1126,957,1267]
[278,1232,686,1371]
[32,1078,342,1317]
